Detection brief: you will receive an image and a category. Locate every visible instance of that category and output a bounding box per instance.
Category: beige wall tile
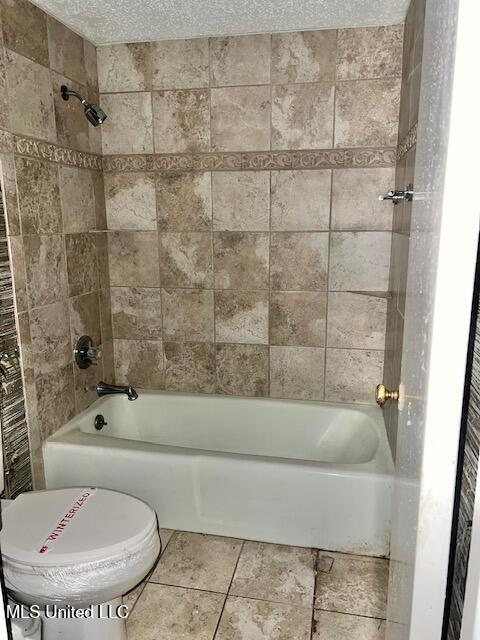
[69,291,102,346]
[101,92,153,154]
[331,168,395,230]
[83,39,98,91]
[105,172,157,230]
[99,287,113,343]
[23,234,67,308]
[325,348,384,403]
[5,49,56,142]
[0,45,8,130]
[216,343,268,396]
[270,291,326,347]
[210,34,270,86]
[270,346,325,401]
[47,16,86,85]
[65,233,99,297]
[159,232,213,288]
[0,151,20,235]
[212,171,270,231]
[271,170,331,231]
[29,301,71,374]
[391,231,410,316]
[92,171,107,230]
[108,231,160,287]
[15,157,62,234]
[101,340,115,383]
[335,79,401,148]
[36,364,75,440]
[1,0,49,66]
[211,86,270,151]
[214,232,269,290]
[88,102,103,154]
[215,290,269,344]
[152,38,209,89]
[164,342,215,393]
[272,83,334,149]
[0,46,8,131]
[336,26,404,81]
[114,338,164,389]
[162,288,214,342]
[58,166,95,233]
[329,232,391,292]
[52,72,90,152]
[272,30,337,84]
[157,172,212,231]
[327,292,387,350]
[73,362,98,413]
[8,236,28,312]
[96,233,110,289]
[270,232,329,290]
[153,89,210,153]
[97,43,151,92]
[111,286,162,340]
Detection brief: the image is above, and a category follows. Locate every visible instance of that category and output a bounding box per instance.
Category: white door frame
[387,0,480,638]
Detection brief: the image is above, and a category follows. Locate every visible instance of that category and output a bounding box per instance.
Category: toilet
[0,487,161,639]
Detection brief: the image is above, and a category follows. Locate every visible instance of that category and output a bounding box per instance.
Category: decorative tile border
[103,147,396,172]
[13,136,103,170]
[5,130,416,172]
[397,123,418,160]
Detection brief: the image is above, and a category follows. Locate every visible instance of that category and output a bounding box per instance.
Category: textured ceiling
[30,0,410,45]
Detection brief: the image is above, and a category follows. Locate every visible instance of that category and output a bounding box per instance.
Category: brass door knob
[376,384,399,407]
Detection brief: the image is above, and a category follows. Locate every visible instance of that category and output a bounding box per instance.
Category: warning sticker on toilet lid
[37,488,97,554]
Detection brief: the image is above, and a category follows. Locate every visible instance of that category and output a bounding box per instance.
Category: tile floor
[125,530,389,640]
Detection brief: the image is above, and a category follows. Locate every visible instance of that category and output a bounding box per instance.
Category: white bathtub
[43,392,394,556]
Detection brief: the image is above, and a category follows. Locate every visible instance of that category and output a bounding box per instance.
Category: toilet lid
[1,488,157,567]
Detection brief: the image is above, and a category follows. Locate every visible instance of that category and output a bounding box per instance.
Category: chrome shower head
[60,85,107,127]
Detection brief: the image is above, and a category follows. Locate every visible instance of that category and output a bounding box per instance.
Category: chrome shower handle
[379,184,414,204]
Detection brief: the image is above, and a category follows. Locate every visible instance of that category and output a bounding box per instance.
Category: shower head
[60,85,107,127]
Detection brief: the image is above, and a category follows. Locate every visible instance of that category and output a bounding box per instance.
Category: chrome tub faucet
[90,381,139,401]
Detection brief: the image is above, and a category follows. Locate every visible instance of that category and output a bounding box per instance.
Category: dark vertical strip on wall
[0,188,32,497]
[443,233,480,639]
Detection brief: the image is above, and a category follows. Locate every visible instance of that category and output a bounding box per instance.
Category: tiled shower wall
[383,0,425,456]
[99,28,403,402]
[0,0,113,487]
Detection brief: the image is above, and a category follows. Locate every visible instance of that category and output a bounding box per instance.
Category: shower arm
[61,85,87,105]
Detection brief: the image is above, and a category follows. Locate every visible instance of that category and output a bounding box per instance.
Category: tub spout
[94,381,139,401]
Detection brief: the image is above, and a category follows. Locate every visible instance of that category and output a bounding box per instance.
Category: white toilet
[0,487,161,639]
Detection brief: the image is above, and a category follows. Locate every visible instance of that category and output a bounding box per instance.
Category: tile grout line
[210,539,245,640]
[310,548,320,639]
[127,529,178,617]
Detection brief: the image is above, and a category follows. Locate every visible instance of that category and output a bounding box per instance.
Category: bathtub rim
[44,391,394,477]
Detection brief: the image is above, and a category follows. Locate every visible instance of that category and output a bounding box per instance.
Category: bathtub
[43,392,394,556]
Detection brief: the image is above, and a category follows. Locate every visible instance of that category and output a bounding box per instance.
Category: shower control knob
[375,384,399,406]
[74,335,102,369]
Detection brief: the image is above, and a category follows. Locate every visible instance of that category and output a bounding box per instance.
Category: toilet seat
[1,488,160,607]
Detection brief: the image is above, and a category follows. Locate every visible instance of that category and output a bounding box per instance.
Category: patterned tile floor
[125,530,389,640]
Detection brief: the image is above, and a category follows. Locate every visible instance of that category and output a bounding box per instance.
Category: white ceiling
[31,0,410,46]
